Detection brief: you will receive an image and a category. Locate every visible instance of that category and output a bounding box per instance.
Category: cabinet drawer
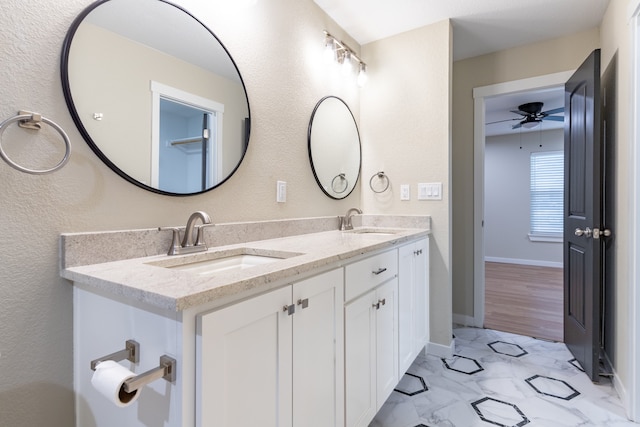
[345,249,398,301]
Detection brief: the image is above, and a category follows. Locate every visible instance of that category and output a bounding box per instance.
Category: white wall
[0,0,451,425]
[361,20,452,348]
[484,128,563,266]
[0,0,361,425]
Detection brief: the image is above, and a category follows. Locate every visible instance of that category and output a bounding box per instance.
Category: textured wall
[361,20,452,348]
[599,0,633,410]
[0,0,366,424]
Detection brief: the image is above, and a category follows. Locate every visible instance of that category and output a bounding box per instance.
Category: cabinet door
[344,290,377,427]
[413,238,429,355]
[375,278,398,409]
[293,269,344,427]
[198,286,292,427]
[398,244,416,375]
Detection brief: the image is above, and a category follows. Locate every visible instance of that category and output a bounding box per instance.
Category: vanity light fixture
[323,30,367,86]
[323,34,336,62]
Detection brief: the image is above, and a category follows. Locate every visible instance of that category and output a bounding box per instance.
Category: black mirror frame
[60,0,251,196]
[307,96,362,200]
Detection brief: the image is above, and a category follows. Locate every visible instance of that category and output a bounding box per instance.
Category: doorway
[150,81,225,193]
[482,88,565,341]
[472,71,574,332]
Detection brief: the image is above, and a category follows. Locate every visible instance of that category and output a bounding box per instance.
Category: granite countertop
[61,226,429,312]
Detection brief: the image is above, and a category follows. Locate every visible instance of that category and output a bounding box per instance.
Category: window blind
[530,151,564,237]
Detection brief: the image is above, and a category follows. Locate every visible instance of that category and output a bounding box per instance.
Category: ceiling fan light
[521,119,541,129]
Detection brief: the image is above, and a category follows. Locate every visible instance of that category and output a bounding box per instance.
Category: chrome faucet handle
[194,223,215,246]
[338,216,346,231]
[182,211,212,247]
[158,227,182,255]
[342,208,362,231]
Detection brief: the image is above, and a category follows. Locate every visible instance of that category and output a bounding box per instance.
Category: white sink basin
[147,248,301,276]
[169,254,281,275]
[344,228,399,236]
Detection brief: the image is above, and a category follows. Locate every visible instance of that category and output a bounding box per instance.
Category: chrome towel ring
[0,111,71,175]
[369,171,390,193]
[331,173,348,194]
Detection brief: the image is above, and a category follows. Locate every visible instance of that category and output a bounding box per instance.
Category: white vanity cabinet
[398,237,430,376]
[66,224,431,427]
[344,250,399,427]
[197,268,344,427]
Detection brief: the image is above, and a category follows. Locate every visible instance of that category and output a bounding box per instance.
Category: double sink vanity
[61,214,431,427]
[57,1,434,425]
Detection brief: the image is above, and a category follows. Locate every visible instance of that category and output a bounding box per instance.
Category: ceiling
[314,0,609,136]
[313,0,610,61]
[484,87,565,137]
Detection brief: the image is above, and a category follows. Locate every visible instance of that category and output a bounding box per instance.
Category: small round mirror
[308,96,361,199]
[61,0,250,195]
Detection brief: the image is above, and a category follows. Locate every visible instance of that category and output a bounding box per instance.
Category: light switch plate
[418,182,442,200]
[277,181,286,203]
[400,184,410,200]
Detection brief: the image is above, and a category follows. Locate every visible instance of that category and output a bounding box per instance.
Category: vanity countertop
[61,227,429,312]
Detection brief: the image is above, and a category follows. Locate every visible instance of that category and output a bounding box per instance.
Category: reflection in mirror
[61,0,250,195]
[308,96,361,199]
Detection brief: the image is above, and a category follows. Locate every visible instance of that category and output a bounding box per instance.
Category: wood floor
[484,262,564,342]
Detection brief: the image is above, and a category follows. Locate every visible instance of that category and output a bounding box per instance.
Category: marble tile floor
[370,326,638,427]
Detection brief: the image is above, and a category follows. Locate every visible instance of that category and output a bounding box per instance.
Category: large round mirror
[61,0,250,196]
[308,96,361,199]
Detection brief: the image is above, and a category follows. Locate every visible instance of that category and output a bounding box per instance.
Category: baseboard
[426,338,455,358]
[453,313,482,328]
[485,256,563,269]
[606,354,633,421]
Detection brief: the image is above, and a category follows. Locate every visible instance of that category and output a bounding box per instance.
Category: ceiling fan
[487,102,564,129]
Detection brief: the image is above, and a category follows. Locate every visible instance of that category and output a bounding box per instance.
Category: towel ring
[331,173,348,194]
[0,112,71,175]
[369,171,390,193]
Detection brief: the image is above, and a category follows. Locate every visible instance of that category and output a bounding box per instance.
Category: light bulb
[357,63,368,87]
[341,51,352,75]
[323,37,335,63]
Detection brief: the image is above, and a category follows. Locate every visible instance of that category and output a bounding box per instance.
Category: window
[529,151,564,242]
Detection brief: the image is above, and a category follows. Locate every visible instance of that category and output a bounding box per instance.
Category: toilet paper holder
[90,339,177,393]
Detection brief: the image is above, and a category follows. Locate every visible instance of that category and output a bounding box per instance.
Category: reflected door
[158,98,216,193]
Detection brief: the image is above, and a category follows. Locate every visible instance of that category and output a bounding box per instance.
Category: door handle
[574,227,592,238]
[592,228,612,239]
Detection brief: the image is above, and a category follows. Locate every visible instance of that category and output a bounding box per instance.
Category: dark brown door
[564,49,601,382]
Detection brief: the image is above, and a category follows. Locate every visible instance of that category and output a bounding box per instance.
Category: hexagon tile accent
[488,341,528,358]
[568,358,585,372]
[442,355,484,375]
[394,373,429,396]
[471,396,530,427]
[525,374,580,400]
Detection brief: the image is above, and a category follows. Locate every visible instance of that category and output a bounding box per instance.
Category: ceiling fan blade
[543,116,564,122]
[542,107,564,115]
[486,118,519,125]
[510,110,528,116]
[512,122,522,129]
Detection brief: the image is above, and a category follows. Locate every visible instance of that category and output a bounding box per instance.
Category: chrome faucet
[160,211,214,255]
[339,207,362,231]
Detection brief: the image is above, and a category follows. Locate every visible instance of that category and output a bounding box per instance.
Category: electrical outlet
[277,181,287,203]
[400,184,410,200]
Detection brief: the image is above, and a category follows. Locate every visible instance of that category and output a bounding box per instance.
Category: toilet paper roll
[91,360,140,407]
